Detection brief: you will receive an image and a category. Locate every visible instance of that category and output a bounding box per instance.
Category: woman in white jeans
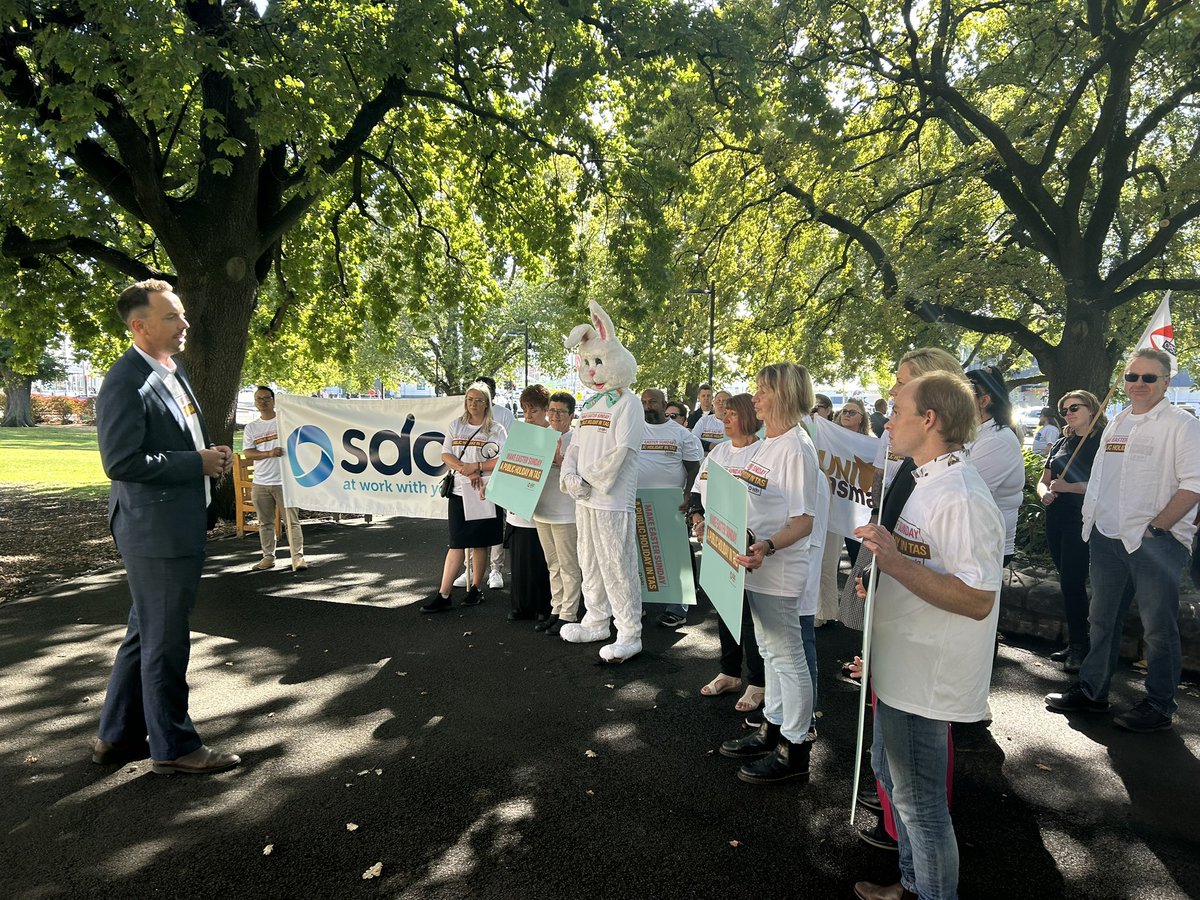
[717,362,824,785]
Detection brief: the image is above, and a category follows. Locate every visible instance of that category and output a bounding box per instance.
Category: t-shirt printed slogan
[1104,434,1128,454]
[580,411,613,430]
[740,461,769,494]
[892,516,931,561]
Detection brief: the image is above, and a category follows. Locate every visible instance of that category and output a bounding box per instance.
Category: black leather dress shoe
[92,738,151,765]
[858,819,899,850]
[1045,684,1109,712]
[857,784,883,812]
[720,720,781,760]
[534,615,558,632]
[738,738,811,784]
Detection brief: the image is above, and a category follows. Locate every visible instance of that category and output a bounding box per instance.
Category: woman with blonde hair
[421,382,507,612]
[717,363,828,785]
[1037,389,1106,672]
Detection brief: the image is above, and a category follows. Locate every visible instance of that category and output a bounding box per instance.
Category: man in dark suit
[92,279,241,775]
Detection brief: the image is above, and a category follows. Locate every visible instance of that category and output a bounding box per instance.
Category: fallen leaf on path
[585,749,598,758]
[25,754,38,764]
[362,862,383,880]
[263,844,274,856]
[586,789,594,796]
[462,631,473,637]
[374,769,382,775]
[605,684,615,689]
[1035,763,1053,772]
[357,770,369,776]
[225,662,234,666]
[396,672,408,677]
[346,823,359,832]
[729,840,742,848]
[267,712,276,718]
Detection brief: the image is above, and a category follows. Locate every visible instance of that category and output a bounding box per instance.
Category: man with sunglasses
[1046,348,1200,733]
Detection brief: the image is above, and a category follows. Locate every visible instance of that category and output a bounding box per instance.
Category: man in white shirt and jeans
[1046,348,1200,733]
[853,371,1004,900]
[243,386,305,572]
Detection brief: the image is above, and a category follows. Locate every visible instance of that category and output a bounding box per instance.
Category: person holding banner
[1036,391,1105,674]
[689,393,766,713]
[1046,348,1200,733]
[852,371,1004,900]
[717,364,823,785]
[505,385,554,623]
[421,383,506,613]
[243,386,306,572]
[533,391,583,636]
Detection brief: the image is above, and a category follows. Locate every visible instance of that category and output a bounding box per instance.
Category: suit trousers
[98,553,205,761]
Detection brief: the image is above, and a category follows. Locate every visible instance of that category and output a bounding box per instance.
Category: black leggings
[1045,507,1090,646]
[718,592,765,687]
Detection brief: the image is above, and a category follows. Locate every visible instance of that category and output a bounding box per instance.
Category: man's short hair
[256,385,275,398]
[476,375,498,397]
[910,372,978,446]
[875,398,888,412]
[666,400,689,418]
[899,347,963,378]
[698,384,712,393]
[117,279,174,324]
[549,390,576,415]
[1131,348,1172,378]
[519,383,550,409]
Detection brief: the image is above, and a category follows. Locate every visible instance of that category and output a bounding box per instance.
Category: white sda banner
[809,415,882,539]
[276,395,464,519]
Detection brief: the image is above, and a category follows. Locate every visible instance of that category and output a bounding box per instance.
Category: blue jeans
[1080,531,1188,715]
[747,589,812,743]
[800,614,817,728]
[874,700,958,900]
[664,603,688,617]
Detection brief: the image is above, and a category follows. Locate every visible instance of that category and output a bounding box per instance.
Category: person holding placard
[852,371,1004,900]
[688,393,766,714]
[717,363,823,785]
[506,385,554,623]
[420,382,506,613]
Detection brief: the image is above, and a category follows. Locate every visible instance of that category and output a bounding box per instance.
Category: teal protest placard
[699,462,748,637]
[635,489,698,607]
[483,422,560,520]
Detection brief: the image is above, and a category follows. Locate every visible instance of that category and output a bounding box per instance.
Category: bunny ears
[565,300,619,350]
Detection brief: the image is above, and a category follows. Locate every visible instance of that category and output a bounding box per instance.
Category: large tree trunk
[0,372,35,427]
[176,257,260,520]
[1035,305,1120,410]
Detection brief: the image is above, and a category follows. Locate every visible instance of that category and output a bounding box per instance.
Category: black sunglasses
[1058,403,1087,414]
[665,413,681,419]
[1124,373,1161,384]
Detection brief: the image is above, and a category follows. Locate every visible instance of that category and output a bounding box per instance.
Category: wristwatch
[765,538,776,556]
[1147,524,1168,538]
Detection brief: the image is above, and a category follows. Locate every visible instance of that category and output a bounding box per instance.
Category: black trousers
[718,591,765,687]
[1045,506,1090,646]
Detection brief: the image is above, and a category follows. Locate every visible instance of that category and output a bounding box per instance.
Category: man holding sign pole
[852,372,1004,900]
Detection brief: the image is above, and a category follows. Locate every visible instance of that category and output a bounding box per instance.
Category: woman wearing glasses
[1036,391,1106,673]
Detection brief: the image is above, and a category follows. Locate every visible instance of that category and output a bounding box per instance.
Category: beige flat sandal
[735,685,765,712]
[700,674,743,696]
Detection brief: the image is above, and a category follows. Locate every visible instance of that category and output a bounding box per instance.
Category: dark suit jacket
[96,346,211,558]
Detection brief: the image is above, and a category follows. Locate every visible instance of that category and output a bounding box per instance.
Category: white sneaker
[487,568,504,589]
[253,557,275,571]
[292,556,307,572]
[453,571,469,588]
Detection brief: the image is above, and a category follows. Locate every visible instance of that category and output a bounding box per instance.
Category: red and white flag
[1136,291,1176,376]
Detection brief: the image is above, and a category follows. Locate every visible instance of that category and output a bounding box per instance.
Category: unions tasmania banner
[809,415,881,539]
[276,395,463,518]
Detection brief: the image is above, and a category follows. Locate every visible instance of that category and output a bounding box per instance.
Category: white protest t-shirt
[533,430,577,525]
[871,451,1005,722]
[243,416,283,485]
[492,403,516,432]
[741,425,822,598]
[696,439,762,506]
[692,413,727,449]
[575,390,644,511]
[1094,413,1139,538]
[964,422,1025,555]
[441,417,507,497]
[638,420,703,489]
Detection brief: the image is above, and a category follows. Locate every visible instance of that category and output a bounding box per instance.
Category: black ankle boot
[737,737,811,784]
[719,720,781,759]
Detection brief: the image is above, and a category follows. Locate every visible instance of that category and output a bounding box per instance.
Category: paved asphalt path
[2,517,1198,899]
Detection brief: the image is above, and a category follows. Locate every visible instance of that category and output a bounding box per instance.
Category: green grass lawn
[0,425,244,498]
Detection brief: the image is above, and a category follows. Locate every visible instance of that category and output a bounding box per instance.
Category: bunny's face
[567,301,638,391]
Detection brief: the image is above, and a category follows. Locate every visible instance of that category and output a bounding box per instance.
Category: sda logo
[288,425,336,487]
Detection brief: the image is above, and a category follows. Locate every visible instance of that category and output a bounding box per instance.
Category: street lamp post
[686,281,716,386]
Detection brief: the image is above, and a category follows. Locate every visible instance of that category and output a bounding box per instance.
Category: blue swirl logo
[288,425,336,487]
